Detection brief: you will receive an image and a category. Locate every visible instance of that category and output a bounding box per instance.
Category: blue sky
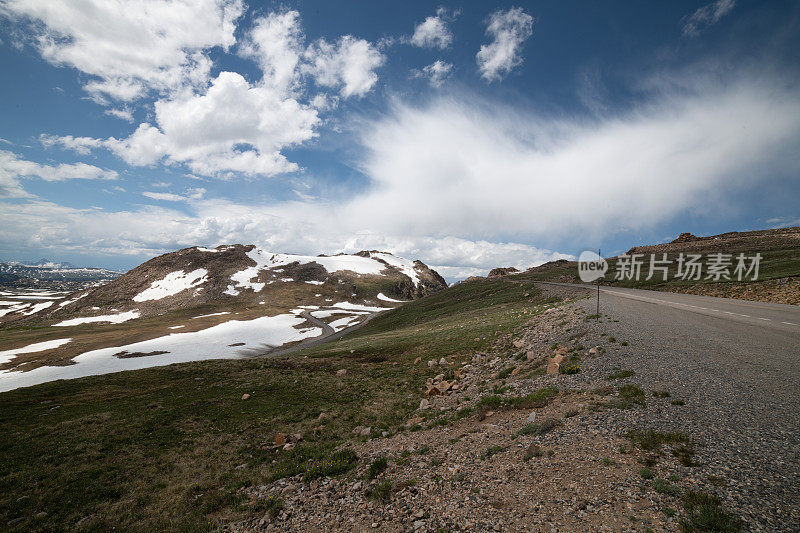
[0,0,799,279]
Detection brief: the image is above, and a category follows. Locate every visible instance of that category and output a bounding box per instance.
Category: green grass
[682,491,742,532]
[481,445,504,460]
[367,480,393,504]
[0,276,561,531]
[652,478,681,496]
[366,456,388,480]
[627,429,690,453]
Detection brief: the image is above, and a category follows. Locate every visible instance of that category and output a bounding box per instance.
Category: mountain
[0,245,447,384]
[501,226,800,304]
[0,258,120,288]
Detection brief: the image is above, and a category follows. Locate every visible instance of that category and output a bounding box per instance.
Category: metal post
[596,248,601,321]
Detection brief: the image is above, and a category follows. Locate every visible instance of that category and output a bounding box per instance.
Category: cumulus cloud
[412,60,454,87]
[682,0,736,37]
[302,36,385,98]
[410,9,454,49]
[0,0,244,102]
[0,150,117,198]
[239,10,304,93]
[476,7,533,82]
[44,72,320,177]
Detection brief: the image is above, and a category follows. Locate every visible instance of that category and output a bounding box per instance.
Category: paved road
[538,282,800,530]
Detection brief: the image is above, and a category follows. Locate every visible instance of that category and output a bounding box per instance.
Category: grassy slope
[521,245,800,303]
[0,277,558,531]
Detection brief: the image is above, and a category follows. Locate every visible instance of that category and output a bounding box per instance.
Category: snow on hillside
[369,252,421,286]
[54,310,141,327]
[0,313,321,392]
[133,269,209,302]
[0,338,72,365]
[218,247,422,295]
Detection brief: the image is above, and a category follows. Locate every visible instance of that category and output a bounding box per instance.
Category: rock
[413,357,421,364]
[352,425,371,436]
[589,347,597,355]
[352,481,363,491]
[526,350,537,360]
[290,432,303,442]
[241,393,250,400]
[439,357,448,366]
[414,520,426,529]
[419,399,430,410]
[425,385,441,397]
[525,412,536,424]
[406,416,423,427]
[275,433,287,446]
[511,367,521,376]
[413,510,425,518]
[336,369,348,376]
[513,340,526,349]
[282,443,294,451]
[428,360,437,367]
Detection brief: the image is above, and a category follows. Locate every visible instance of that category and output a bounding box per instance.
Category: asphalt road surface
[540,282,800,530]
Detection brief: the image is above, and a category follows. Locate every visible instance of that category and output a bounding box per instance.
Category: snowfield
[0,314,321,392]
[0,338,72,365]
[54,310,141,327]
[133,269,208,302]
[223,248,422,295]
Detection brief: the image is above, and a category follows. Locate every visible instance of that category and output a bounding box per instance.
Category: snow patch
[305,280,325,285]
[377,292,407,303]
[370,253,421,286]
[133,269,208,302]
[0,338,72,365]
[0,314,321,392]
[54,310,140,326]
[21,301,54,315]
[192,311,230,319]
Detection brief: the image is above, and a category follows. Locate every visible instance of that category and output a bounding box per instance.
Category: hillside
[0,274,749,531]
[505,227,800,304]
[0,245,446,388]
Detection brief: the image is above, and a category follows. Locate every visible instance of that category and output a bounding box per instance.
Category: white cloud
[104,107,135,122]
[410,11,453,49]
[45,72,320,177]
[142,187,204,202]
[240,10,304,93]
[303,36,385,98]
[412,60,454,87]
[11,72,800,280]
[477,7,533,82]
[0,150,117,198]
[682,0,736,37]
[142,191,186,202]
[350,78,800,242]
[0,0,244,102]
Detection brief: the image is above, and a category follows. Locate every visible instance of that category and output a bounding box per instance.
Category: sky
[0,0,799,280]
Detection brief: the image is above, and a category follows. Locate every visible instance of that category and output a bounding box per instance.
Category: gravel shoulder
[229,283,798,532]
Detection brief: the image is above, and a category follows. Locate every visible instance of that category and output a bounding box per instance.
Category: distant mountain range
[0,259,121,287]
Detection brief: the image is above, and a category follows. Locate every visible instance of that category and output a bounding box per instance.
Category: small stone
[439,357,448,366]
[525,412,536,424]
[511,367,521,376]
[428,360,437,367]
[419,399,430,410]
[513,340,526,349]
[241,393,250,400]
[336,369,348,376]
[413,357,421,364]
